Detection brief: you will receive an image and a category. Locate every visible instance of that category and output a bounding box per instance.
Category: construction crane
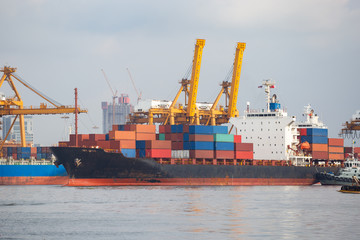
[126,68,142,104]
[0,66,87,148]
[201,42,246,125]
[341,110,360,138]
[101,69,118,126]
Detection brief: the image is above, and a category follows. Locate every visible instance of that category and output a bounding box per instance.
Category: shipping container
[121,149,136,158]
[235,151,253,159]
[145,140,172,149]
[96,140,111,150]
[311,144,328,152]
[299,128,307,136]
[306,128,328,137]
[189,125,213,135]
[145,149,171,158]
[328,153,344,160]
[158,133,166,141]
[215,150,234,159]
[301,136,328,144]
[328,138,344,147]
[89,134,106,141]
[214,142,234,151]
[110,140,136,150]
[171,141,183,150]
[183,141,214,150]
[127,124,156,133]
[189,134,214,142]
[234,135,242,143]
[189,150,214,159]
[171,150,190,159]
[136,132,156,141]
[137,149,146,158]
[213,134,234,142]
[328,146,344,153]
[234,143,253,151]
[170,133,184,142]
[312,151,329,160]
[171,125,183,133]
[109,131,136,140]
[211,126,228,134]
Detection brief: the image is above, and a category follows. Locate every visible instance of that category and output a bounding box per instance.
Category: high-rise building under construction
[101,94,132,134]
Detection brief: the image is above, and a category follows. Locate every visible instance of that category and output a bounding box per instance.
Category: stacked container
[328,138,344,160]
[300,128,329,160]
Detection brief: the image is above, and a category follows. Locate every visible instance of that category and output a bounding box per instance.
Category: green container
[213,133,234,142]
[158,133,166,140]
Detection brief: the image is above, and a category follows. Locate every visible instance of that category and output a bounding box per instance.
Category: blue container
[136,140,146,149]
[189,125,213,135]
[211,126,228,134]
[105,134,109,141]
[183,141,214,150]
[301,136,328,144]
[138,149,146,158]
[37,153,42,159]
[121,149,136,158]
[214,142,234,151]
[306,128,328,137]
[171,125,183,133]
[7,147,13,154]
[183,133,189,141]
[22,147,31,153]
[270,103,281,111]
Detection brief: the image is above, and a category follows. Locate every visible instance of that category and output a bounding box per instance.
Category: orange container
[328,138,344,146]
[189,150,214,159]
[329,153,344,160]
[235,151,253,159]
[136,133,156,141]
[109,131,136,140]
[110,140,136,150]
[127,124,156,133]
[328,146,344,153]
[311,144,328,152]
[312,151,329,160]
[189,134,214,142]
[145,140,172,149]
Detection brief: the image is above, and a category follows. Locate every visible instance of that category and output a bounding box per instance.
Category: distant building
[102,94,133,134]
[2,116,34,144]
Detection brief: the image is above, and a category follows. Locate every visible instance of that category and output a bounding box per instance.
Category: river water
[0,185,358,240]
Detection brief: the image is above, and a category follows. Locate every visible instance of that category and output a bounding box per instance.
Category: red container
[165,125,172,134]
[171,133,184,141]
[159,125,166,134]
[136,133,156,141]
[189,150,214,159]
[145,140,172,149]
[82,140,97,147]
[183,125,189,133]
[234,135,242,143]
[235,151,253,159]
[344,147,360,153]
[234,143,253,151]
[328,146,344,153]
[189,134,214,142]
[299,128,307,136]
[328,138,344,147]
[96,140,111,150]
[89,134,106,141]
[312,151,329,160]
[329,153,344,160]
[215,150,234,159]
[70,134,89,143]
[171,141,183,150]
[146,149,171,158]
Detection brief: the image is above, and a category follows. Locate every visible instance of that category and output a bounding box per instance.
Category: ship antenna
[262,79,275,113]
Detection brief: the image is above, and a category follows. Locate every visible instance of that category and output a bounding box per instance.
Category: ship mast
[261,79,275,113]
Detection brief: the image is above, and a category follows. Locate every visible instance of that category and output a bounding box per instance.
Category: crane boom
[227,42,246,118]
[187,39,205,122]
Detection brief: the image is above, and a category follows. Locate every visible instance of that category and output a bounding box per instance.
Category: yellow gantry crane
[201,42,246,125]
[128,40,245,126]
[0,66,87,148]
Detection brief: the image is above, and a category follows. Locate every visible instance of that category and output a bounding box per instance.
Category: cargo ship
[0,146,68,185]
[51,80,344,186]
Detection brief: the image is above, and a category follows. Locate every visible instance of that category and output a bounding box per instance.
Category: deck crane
[0,66,87,148]
[101,69,118,126]
[202,42,246,125]
[126,68,142,104]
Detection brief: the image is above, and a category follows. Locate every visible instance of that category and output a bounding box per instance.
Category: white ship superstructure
[230,80,299,161]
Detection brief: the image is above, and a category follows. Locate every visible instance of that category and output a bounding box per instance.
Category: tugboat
[339,176,360,194]
[316,155,360,186]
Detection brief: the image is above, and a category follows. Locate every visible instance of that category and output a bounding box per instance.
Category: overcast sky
[1,0,360,146]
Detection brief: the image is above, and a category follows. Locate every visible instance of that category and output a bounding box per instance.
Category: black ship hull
[51,147,338,186]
